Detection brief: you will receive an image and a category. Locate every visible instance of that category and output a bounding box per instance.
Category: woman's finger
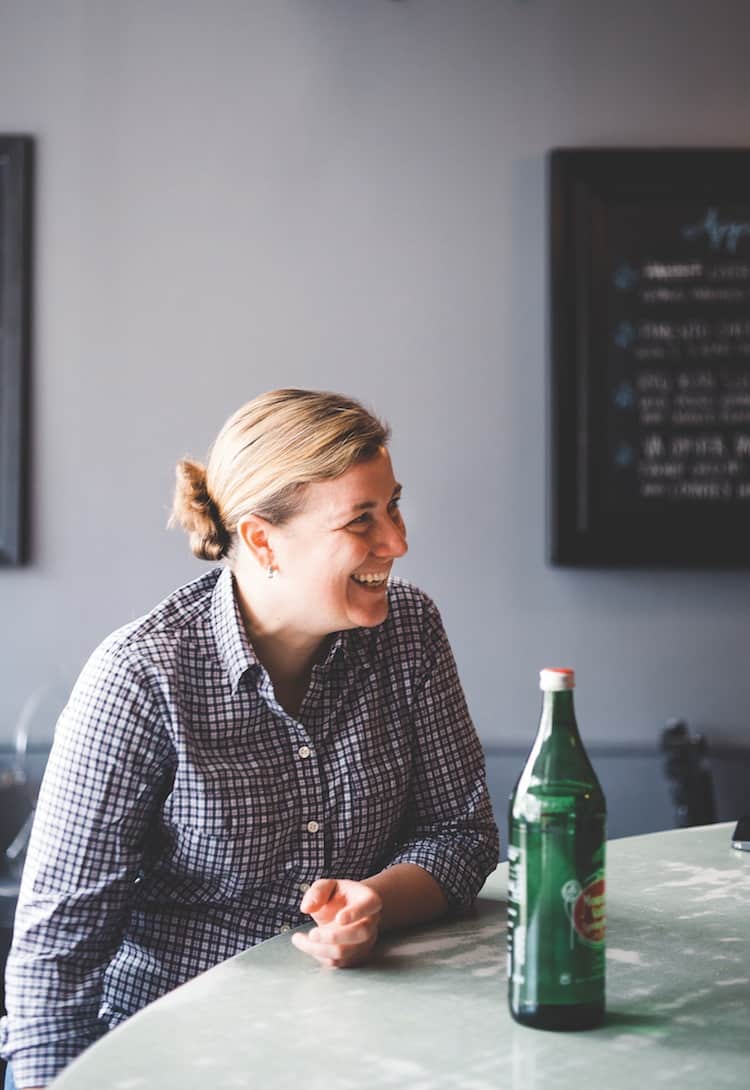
[291,930,374,968]
[299,878,338,915]
[308,917,379,947]
[335,887,382,926]
[316,919,377,946]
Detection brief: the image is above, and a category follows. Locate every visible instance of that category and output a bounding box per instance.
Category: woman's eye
[348,513,370,528]
[346,498,402,530]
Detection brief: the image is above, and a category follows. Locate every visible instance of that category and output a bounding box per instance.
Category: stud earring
[267,565,275,580]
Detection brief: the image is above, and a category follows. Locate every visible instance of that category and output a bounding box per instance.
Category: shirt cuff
[384,835,497,908]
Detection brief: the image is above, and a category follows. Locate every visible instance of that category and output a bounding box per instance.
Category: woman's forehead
[305,450,398,516]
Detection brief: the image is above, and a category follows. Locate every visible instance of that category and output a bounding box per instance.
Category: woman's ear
[236,515,275,571]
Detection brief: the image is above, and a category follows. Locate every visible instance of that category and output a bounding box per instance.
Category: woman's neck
[232,569,330,688]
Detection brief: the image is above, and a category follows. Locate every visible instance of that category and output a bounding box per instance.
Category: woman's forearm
[362,862,449,933]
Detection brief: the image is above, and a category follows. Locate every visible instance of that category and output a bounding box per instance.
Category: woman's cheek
[342,536,370,570]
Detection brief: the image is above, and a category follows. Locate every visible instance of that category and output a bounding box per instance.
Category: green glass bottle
[507,668,606,1030]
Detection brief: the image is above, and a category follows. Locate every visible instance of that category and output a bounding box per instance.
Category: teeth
[352,573,388,585]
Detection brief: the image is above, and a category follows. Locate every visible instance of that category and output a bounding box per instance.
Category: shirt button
[298,745,311,759]
[299,882,311,893]
[279,923,291,933]
[306,820,320,834]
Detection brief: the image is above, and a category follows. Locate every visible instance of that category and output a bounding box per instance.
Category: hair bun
[170,458,230,561]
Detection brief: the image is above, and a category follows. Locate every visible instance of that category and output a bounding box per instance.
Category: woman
[1,389,499,1088]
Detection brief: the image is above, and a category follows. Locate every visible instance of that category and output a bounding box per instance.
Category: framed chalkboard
[0,136,31,566]
[550,148,750,567]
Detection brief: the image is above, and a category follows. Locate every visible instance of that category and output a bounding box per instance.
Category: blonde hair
[169,389,390,562]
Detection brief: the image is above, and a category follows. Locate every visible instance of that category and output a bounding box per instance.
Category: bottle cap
[540,668,575,691]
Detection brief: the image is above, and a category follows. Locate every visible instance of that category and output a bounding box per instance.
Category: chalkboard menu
[550,148,750,566]
[0,136,31,566]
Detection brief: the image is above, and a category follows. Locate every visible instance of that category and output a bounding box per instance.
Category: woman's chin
[347,593,390,628]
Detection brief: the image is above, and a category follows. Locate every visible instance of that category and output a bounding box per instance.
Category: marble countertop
[51,823,749,1090]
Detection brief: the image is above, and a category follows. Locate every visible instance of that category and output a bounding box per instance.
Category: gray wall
[1,1,750,786]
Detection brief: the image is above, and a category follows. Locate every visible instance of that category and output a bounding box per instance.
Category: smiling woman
[0,389,499,1089]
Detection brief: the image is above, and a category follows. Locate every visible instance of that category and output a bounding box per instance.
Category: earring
[267,565,275,580]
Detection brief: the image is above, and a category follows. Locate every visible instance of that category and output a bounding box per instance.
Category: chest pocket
[161,757,297,897]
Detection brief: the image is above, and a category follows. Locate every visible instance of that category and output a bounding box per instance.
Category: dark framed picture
[0,136,32,566]
[549,148,750,567]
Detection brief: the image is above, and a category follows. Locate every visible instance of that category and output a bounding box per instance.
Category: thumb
[300,878,338,916]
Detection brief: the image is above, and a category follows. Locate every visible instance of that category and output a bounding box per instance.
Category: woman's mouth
[350,571,389,589]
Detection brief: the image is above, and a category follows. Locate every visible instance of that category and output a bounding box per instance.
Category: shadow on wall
[486,738,750,860]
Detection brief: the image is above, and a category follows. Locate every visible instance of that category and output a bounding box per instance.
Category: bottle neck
[511,685,604,806]
[539,689,579,739]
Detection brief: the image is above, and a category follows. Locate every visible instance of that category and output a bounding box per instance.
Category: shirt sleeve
[0,642,175,1088]
[383,597,500,907]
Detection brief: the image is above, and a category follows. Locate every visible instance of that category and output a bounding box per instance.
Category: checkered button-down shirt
[1,568,499,1086]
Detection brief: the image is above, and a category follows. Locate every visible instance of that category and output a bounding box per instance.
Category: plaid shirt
[1,568,499,1087]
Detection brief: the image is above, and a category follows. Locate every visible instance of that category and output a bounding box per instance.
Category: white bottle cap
[540,668,575,691]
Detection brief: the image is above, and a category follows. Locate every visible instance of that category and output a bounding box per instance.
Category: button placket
[293,712,326,872]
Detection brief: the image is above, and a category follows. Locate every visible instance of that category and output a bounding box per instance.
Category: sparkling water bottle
[507,668,606,1030]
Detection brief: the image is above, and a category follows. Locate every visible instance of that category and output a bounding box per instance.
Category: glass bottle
[507,668,606,1030]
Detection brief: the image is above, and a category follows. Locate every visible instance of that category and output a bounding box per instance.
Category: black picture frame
[550,148,750,567]
[0,136,32,566]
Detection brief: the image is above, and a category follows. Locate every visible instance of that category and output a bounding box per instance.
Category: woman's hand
[291,878,383,968]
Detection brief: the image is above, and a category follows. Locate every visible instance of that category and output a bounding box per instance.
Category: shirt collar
[210,567,261,693]
[210,566,377,692]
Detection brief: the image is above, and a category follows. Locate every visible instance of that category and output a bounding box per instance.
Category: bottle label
[507,812,606,1008]
[564,875,606,946]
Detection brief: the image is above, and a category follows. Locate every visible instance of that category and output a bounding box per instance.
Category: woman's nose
[373,518,408,558]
